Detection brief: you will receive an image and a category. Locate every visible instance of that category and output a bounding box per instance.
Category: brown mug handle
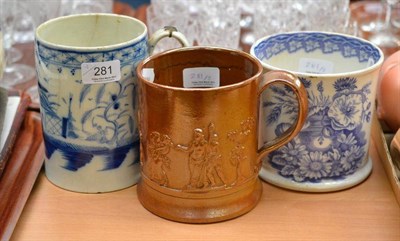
[257,70,308,161]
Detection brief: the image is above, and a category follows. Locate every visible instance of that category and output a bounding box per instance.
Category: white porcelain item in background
[251,31,384,192]
[35,13,189,193]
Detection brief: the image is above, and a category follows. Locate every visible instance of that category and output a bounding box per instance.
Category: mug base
[45,162,141,193]
[259,157,372,192]
[137,177,263,223]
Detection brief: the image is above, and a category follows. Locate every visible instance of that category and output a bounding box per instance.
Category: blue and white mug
[250,32,384,192]
[35,14,189,193]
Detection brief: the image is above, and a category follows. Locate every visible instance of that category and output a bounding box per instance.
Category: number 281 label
[81,60,121,84]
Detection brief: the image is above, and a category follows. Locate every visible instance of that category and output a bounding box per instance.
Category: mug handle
[257,70,308,160]
[148,26,190,55]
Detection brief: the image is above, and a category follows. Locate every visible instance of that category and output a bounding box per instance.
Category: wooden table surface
[9,135,400,241]
[4,2,400,241]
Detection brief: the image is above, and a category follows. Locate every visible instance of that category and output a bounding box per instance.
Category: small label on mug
[142,68,155,82]
[81,60,121,84]
[298,58,334,74]
[183,67,220,88]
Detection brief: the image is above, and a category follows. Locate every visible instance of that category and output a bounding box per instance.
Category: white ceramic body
[250,32,384,192]
[35,14,188,193]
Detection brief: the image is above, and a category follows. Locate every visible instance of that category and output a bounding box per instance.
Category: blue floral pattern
[36,37,147,172]
[252,32,381,184]
[265,77,371,182]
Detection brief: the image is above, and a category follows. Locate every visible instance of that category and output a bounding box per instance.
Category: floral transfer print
[265,77,371,182]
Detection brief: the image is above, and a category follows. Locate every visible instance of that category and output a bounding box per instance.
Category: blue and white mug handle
[148,26,190,55]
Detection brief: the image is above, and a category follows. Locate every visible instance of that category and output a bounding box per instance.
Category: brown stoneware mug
[136,47,308,223]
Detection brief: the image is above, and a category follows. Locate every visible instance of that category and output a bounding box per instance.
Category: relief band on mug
[143,118,257,192]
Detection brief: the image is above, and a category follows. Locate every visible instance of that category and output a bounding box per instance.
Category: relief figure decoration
[176,123,227,190]
[147,132,173,186]
[204,124,228,187]
[227,117,256,185]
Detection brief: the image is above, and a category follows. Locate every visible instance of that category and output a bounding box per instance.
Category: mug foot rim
[259,157,372,193]
[44,163,141,193]
[137,177,263,224]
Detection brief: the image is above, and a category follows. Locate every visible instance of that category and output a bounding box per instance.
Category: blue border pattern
[36,36,148,68]
[253,32,381,64]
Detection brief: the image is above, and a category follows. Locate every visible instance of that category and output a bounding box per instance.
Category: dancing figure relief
[227,117,256,185]
[177,123,227,190]
[147,132,173,186]
[146,119,254,190]
[205,124,228,187]
[177,128,209,189]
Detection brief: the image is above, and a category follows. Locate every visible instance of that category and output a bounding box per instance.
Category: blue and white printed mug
[35,14,189,193]
[250,31,384,192]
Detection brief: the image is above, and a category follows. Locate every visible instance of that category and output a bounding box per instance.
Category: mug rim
[35,13,147,52]
[250,31,384,78]
[136,46,263,92]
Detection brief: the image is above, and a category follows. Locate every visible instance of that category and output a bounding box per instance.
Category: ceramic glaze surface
[263,76,372,183]
[136,47,308,223]
[251,32,384,192]
[37,39,146,166]
[35,36,147,192]
[35,14,190,193]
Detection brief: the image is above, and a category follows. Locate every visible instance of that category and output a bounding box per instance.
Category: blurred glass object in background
[0,0,35,87]
[350,0,400,57]
[149,0,355,52]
